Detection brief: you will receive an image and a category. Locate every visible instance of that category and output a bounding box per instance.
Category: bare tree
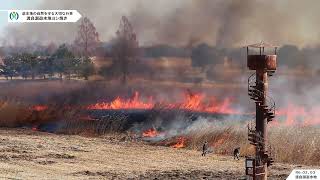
[74,17,100,57]
[111,16,139,84]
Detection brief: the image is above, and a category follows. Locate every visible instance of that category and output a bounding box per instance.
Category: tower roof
[247,42,278,48]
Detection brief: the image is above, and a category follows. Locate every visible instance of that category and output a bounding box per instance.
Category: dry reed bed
[0,100,318,166]
[183,124,320,166]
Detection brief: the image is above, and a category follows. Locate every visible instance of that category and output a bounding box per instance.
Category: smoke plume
[1,0,320,47]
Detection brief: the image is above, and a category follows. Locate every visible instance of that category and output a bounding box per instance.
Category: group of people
[201,141,240,160]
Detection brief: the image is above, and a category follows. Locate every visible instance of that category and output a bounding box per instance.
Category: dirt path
[0,129,312,179]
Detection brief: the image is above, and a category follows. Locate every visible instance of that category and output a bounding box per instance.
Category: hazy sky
[1,0,320,47]
[0,0,43,33]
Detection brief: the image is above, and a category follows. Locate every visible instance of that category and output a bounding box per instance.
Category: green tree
[52,44,75,80]
[38,57,55,79]
[278,45,305,68]
[78,57,95,80]
[191,43,219,70]
[1,53,38,80]
[63,57,80,80]
[0,55,19,80]
[18,53,38,79]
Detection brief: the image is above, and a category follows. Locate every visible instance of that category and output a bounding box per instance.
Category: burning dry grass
[0,81,318,167]
[0,98,83,131]
[0,99,31,127]
[0,100,318,166]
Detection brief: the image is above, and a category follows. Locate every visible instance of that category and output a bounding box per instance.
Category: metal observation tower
[245,42,277,180]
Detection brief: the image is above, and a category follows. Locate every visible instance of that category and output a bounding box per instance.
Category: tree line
[0,16,140,83]
[0,44,94,80]
[0,16,100,80]
[2,15,313,82]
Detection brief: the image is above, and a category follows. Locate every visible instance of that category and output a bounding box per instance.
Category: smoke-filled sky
[1,0,320,47]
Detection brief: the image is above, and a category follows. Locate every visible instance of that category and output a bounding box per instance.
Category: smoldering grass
[0,99,32,127]
[56,112,129,136]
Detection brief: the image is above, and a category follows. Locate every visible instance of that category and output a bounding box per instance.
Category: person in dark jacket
[234,147,240,160]
[202,141,209,156]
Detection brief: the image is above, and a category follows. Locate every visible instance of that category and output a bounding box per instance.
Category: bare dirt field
[0,128,314,180]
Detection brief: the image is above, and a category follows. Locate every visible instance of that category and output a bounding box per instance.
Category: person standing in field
[234,147,240,160]
[202,141,209,156]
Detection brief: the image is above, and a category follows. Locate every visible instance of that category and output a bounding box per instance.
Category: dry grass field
[183,125,320,166]
[0,128,316,180]
[0,80,319,179]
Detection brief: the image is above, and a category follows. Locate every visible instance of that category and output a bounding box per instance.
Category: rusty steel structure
[246,42,277,180]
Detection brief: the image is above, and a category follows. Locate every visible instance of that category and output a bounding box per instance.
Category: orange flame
[179,92,238,114]
[275,104,320,126]
[87,91,154,110]
[31,105,48,112]
[142,128,159,137]
[171,137,186,148]
[32,126,38,131]
[87,91,238,114]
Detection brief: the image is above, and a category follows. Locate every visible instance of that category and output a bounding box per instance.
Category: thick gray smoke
[2,0,320,47]
[1,0,320,127]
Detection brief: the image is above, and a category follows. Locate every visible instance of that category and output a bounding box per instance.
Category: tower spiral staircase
[247,71,275,167]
